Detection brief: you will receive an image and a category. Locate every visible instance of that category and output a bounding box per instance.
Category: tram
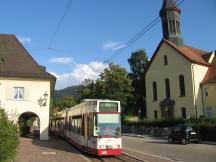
[50,99,122,156]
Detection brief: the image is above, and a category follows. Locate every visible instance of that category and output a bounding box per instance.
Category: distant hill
[54,85,81,100]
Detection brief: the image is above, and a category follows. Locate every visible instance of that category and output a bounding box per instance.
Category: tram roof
[81,99,120,102]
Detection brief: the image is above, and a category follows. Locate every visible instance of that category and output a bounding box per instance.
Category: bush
[122,117,216,141]
[0,108,19,162]
[122,118,185,127]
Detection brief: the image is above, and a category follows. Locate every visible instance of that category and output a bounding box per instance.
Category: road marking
[42,152,56,155]
[124,147,182,162]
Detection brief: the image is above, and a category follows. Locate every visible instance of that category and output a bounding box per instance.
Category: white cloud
[18,36,32,44]
[49,57,72,65]
[51,61,108,90]
[102,41,126,51]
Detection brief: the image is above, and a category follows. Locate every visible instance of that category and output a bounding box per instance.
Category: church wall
[191,64,208,118]
[0,77,51,140]
[146,42,195,119]
[202,83,216,118]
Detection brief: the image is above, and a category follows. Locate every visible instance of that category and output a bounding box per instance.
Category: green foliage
[54,85,81,100]
[0,108,19,162]
[53,96,77,110]
[122,118,185,127]
[128,49,149,117]
[122,117,216,141]
[79,64,132,113]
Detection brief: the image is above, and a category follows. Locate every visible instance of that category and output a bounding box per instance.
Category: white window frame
[13,87,24,100]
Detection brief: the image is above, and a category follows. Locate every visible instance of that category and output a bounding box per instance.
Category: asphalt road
[122,136,216,162]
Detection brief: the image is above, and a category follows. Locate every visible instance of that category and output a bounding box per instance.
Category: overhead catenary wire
[105,0,184,64]
[48,0,73,48]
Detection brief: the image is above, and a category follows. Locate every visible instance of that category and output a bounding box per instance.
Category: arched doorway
[18,112,40,138]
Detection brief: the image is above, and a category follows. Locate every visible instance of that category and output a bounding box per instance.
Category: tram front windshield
[95,114,121,137]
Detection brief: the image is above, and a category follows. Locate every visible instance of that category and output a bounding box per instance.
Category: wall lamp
[38,91,48,107]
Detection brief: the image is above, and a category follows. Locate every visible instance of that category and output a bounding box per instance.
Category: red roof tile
[163,39,211,66]
[202,54,216,84]
[145,39,212,75]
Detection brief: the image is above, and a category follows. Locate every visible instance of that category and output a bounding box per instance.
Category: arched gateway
[18,112,40,138]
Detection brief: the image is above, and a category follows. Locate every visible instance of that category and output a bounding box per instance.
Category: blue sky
[0,0,216,89]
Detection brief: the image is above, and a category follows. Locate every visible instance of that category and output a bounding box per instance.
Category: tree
[79,64,132,113]
[53,96,77,111]
[100,64,132,110]
[0,108,19,162]
[128,49,149,118]
[79,79,96,99]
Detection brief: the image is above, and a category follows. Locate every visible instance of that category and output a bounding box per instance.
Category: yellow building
[146,0,216,119]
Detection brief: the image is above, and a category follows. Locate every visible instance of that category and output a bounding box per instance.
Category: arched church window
[164,55,168,65]
[172,20,176,33]
[179,75,185,97]
[152,82,157,101]
[165,78,170,98]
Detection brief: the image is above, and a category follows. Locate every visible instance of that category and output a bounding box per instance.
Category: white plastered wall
[0,77,51,140]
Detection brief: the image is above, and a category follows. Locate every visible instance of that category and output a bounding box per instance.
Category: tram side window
[65,117,68,130]
[70,116,83,135]
[87,116,94,138]
[81,116,84,136]
[71,118,74,131]
[76,119,79,134]
[69,116,71,131]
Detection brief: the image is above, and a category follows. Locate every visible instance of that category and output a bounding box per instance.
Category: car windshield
[94,114,121,137]
[186,126,193,132]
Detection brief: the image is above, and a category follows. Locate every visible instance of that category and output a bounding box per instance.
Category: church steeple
[160,0,183,45]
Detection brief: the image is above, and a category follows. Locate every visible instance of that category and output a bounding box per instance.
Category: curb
[123,134,216,145]
[123,134,145,138]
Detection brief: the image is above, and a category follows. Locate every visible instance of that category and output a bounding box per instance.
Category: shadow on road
[30,136,79,154]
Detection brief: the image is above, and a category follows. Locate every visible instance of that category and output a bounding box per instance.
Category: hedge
[0,108,19,162]
[122,117,216,141]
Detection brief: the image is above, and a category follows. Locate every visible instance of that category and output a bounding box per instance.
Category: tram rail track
[85,152,146,162]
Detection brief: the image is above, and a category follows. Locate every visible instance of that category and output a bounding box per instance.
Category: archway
[18,112,40,138]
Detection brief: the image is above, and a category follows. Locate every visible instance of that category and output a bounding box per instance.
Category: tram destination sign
[99,102,118,112]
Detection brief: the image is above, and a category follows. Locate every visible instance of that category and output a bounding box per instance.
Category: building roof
[160,0,181,16]
[162,0,176,8]
[202,54,216,84]
[163,39,211,66]
[145,39,212,74]
[0,34,56,81]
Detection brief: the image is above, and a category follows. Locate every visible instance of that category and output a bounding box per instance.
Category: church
[146,0,216,119]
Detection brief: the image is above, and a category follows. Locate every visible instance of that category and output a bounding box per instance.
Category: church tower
[160,0,183,45]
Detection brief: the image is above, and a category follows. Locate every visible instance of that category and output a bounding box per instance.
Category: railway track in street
[84,153,146,162]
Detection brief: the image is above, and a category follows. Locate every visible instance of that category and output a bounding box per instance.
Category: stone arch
[18,111,40,138]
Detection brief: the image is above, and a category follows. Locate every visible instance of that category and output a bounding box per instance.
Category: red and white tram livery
[50,99,122,156]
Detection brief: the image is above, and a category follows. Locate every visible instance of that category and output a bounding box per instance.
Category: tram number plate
[102,150,108,155]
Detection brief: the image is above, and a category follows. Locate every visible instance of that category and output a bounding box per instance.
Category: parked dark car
[168,125,199,144]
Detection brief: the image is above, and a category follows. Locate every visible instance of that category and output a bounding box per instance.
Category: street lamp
[38,91,48,107]
[138,108,141,120]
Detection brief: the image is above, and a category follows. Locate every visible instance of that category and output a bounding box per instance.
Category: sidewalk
[15,137,89,162]
[123,133,216,145]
